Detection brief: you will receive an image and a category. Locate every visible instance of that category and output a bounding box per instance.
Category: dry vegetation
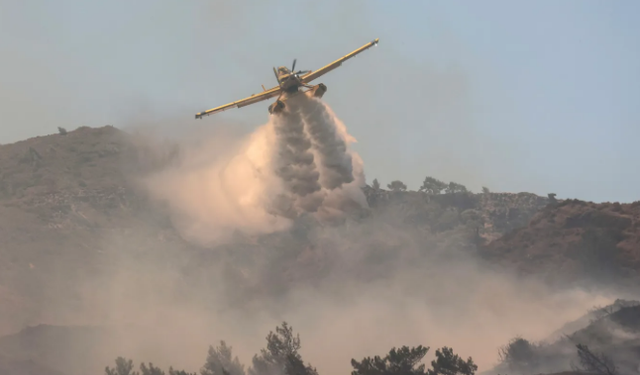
[482,199,640,289]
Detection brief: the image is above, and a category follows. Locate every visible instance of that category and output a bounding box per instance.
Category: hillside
[1,126,639,313]
[0,126,556,327]
[0,125,639,375]
[481,199,640,290]
[362,186,550,243]
[486,300,640,375]
[0,126,196,334]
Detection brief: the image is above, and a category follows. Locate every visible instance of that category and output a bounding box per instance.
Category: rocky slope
[0,125,639,375]
[0,126,195,334]
[1,126,638,312]
[480,199,640,289]
[0,126,555,329]
[362,185,550,242]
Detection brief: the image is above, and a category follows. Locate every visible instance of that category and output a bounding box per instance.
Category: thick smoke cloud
[299,96,354,189]
[271,96,324,215]
[142,93,368,245]
[10,97,622,375]
[270,94,367,219]
[273,99,321,197]
[129,97,614,371]
[64,212,616,375]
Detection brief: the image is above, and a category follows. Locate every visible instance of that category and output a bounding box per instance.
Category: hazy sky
[1,0,638,202]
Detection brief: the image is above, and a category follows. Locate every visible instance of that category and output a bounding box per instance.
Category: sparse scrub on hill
[588,299,640,322]
[578,227,624,280]
[419,176,447,195]
[445,182,468,194]
[376,177,472,196]
[387,180,407,192]
[372,178,380,190]
[417,176,470,195]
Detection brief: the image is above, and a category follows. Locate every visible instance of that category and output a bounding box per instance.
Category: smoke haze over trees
[0,104,638,375]
[102,323,481,375]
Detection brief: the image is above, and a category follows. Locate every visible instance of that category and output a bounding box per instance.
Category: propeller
[288,59,310,78]
[274,60,311,84]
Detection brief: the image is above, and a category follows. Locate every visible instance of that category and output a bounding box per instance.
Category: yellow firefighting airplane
[195,38,379,119]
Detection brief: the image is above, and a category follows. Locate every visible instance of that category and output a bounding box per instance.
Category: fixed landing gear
[268,99,286,115]
[267,83,328,115]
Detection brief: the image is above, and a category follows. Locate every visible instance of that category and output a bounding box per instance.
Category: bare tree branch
[574,344,617,375]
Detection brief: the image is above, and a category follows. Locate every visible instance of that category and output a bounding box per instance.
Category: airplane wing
[300,38,379,84]
[195,85,282,119]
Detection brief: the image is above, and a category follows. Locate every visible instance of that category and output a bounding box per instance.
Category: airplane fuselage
[276,67,303,93]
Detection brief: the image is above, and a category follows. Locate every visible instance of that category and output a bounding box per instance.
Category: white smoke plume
[142,94,368,245]
[298,96,354,189]
[271,96,324,215]
[8,97,624,375]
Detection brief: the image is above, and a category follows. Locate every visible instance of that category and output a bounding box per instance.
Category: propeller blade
[291,59,296,72]
[273,67,279,84]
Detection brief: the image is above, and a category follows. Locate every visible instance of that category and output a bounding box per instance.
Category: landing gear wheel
[268,99,286,115]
